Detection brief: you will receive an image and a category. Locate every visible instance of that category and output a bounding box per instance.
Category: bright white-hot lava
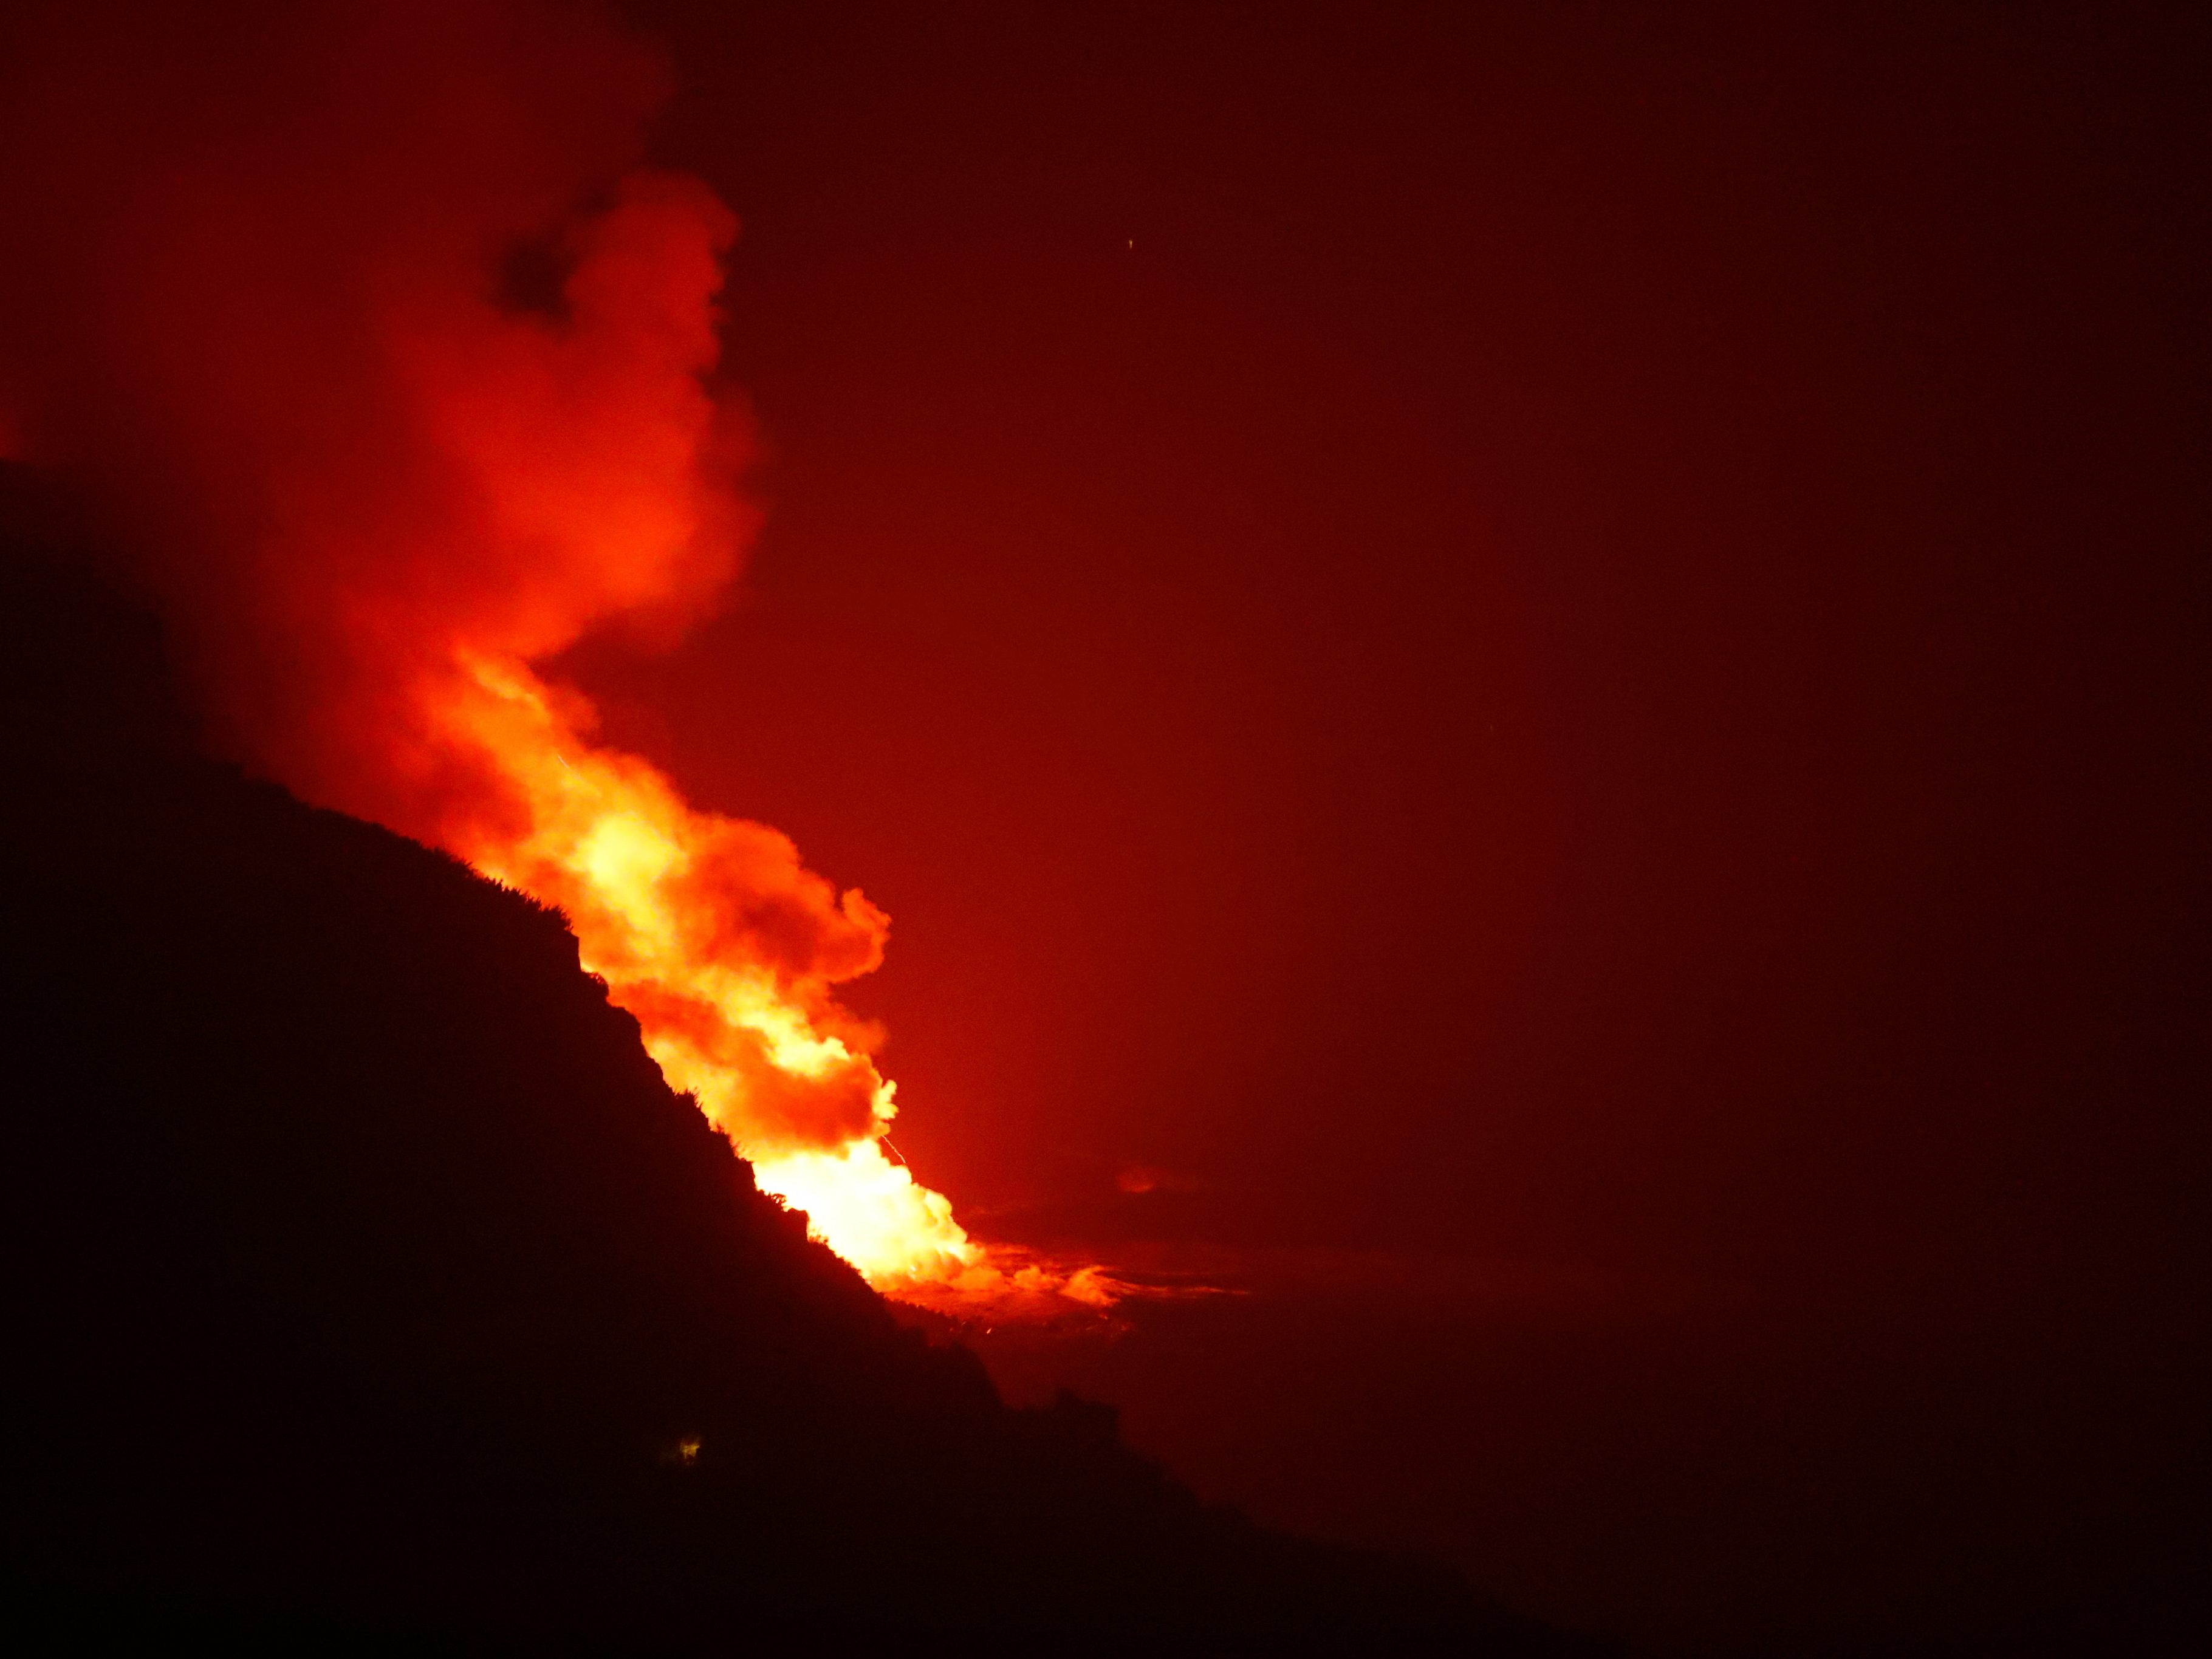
[0,5,1110,1315]
[435,639,1098,1308]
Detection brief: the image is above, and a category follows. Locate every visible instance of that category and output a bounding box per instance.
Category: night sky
[566,4,2210,1647]
[5,2,2208,1650]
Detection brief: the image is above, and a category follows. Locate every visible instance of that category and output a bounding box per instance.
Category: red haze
[0,0,1100,1302]
[5,1,2208,1647]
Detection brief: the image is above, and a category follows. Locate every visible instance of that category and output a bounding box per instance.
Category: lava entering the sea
[0,0,1111,1316]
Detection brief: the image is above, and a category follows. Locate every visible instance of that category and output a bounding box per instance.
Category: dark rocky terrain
[0,468,1604,1652]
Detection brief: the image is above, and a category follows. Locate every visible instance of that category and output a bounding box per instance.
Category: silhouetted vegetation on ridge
[0,470,1604,1650]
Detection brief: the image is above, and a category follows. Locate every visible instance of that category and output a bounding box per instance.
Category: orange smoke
[0,1,1106,1310]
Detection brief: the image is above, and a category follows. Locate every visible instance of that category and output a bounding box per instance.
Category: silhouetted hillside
[0,468,1604,1651]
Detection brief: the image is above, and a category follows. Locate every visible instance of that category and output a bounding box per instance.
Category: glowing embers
[660,1437,703,1468]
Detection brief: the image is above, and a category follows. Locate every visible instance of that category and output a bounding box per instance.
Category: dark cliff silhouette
[0,467,1603,1652]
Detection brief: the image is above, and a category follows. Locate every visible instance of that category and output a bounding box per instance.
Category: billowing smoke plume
[0,1,1103,1304]
[0,1,724,814]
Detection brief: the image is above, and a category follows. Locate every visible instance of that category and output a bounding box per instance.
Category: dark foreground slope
[0,487,1599,1651]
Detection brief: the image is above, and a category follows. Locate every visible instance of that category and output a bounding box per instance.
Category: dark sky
[561,2,2207,1648]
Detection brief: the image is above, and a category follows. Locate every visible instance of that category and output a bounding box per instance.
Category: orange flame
[370,181,1106,1308]
[436,646,988,1288]
[0,12,1100,1311]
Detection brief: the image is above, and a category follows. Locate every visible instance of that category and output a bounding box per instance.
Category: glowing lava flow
[423,650,1109,1308]
[345,176,1114,1312]
[0,2,1100,1310]
[382,177,1118,1313]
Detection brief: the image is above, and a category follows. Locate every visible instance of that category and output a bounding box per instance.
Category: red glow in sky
[4,2,2207,1649]
[0,0,1101,1309]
